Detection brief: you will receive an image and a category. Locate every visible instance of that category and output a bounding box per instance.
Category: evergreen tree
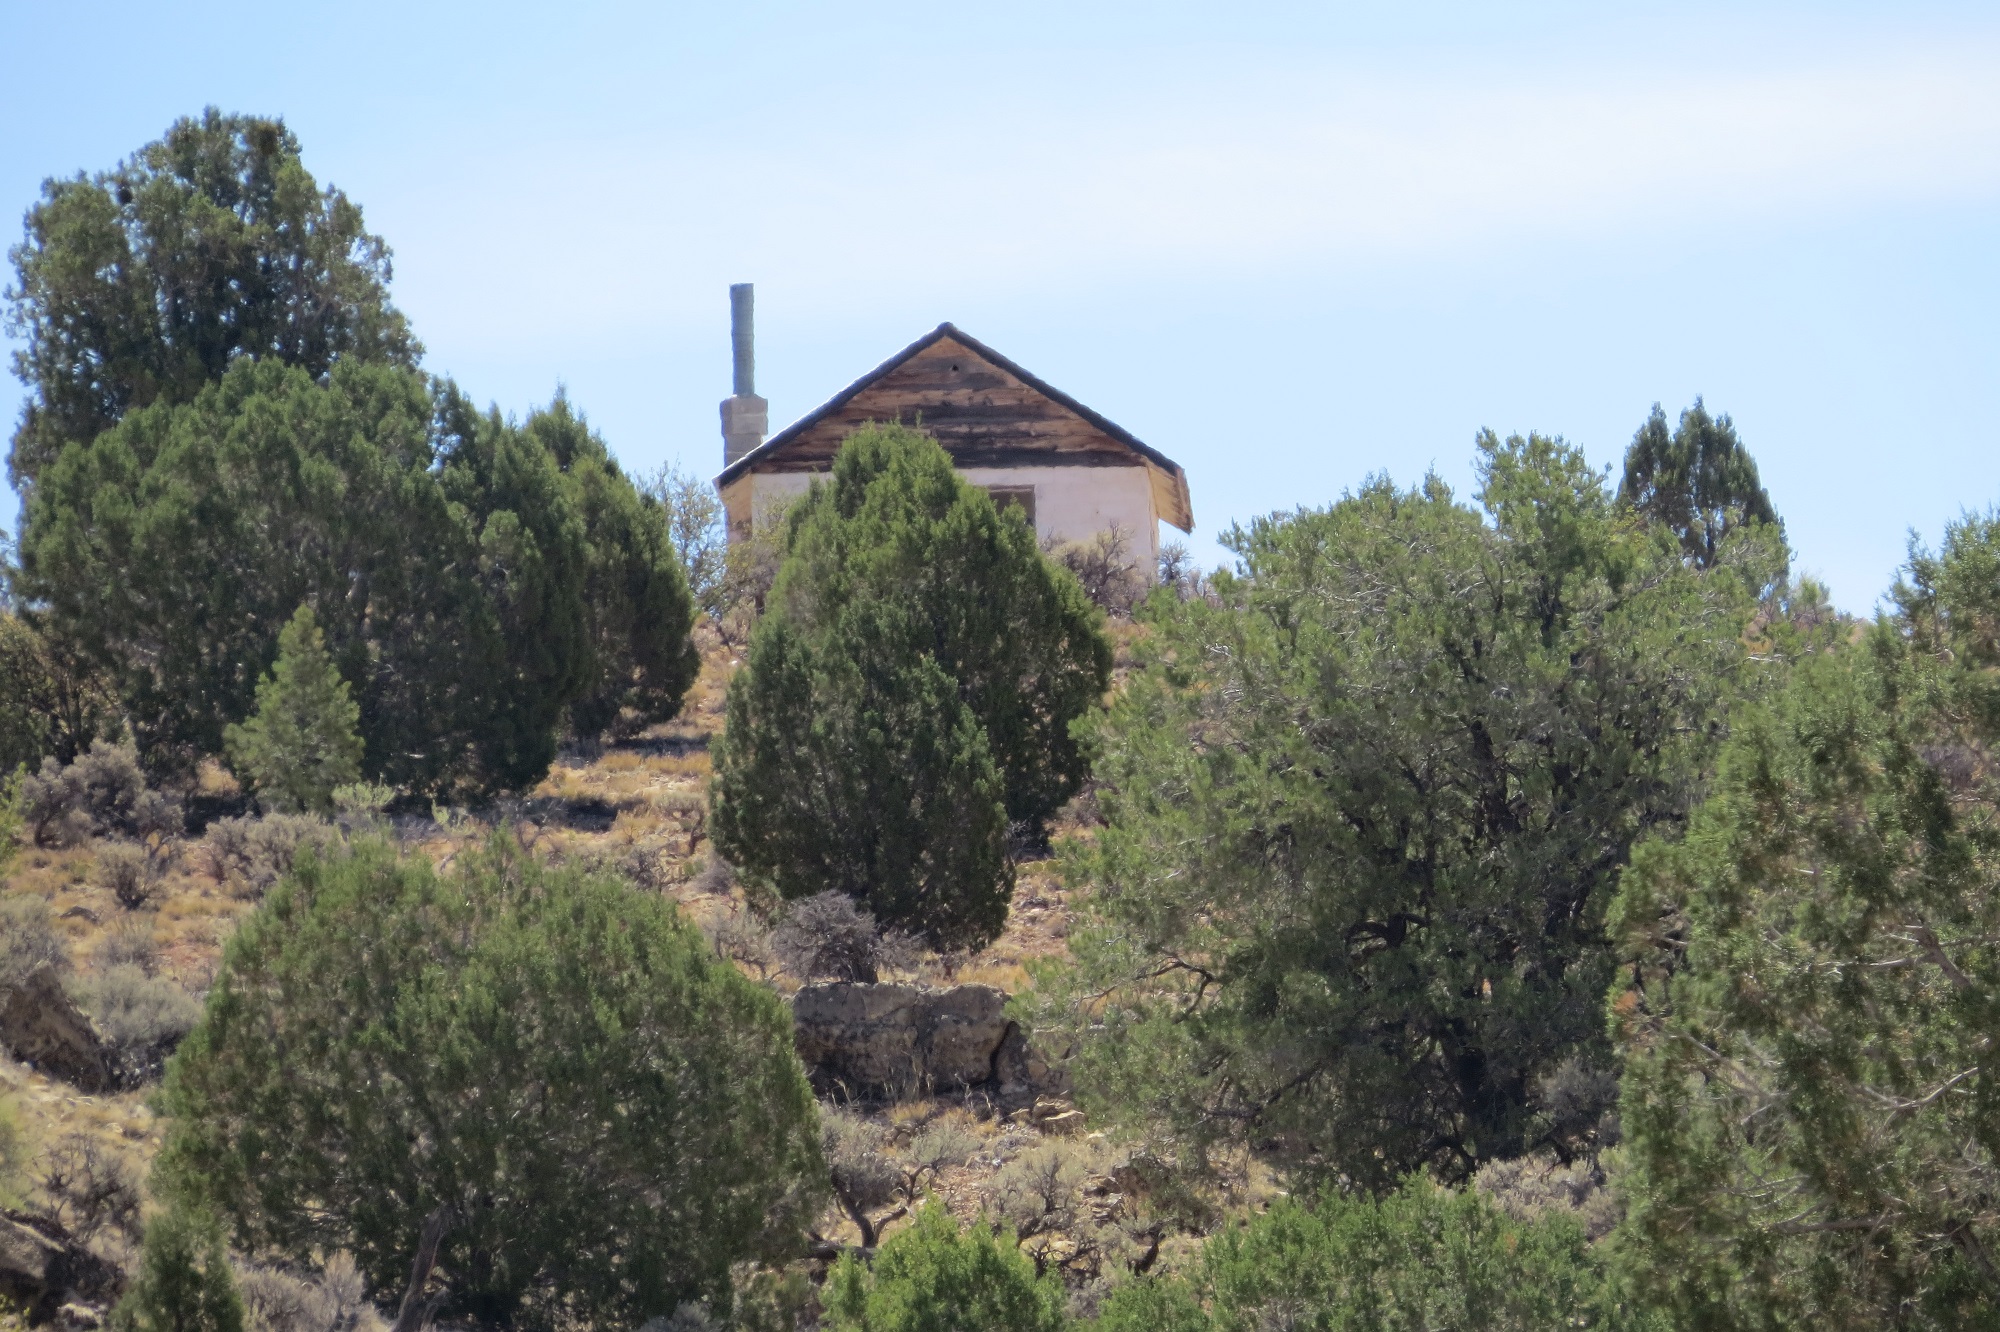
[712,424,1107,946]
[7,108,416,488]
[1026,433,1775,1188]
[223,606,363,813]
[523,395,700,737]
[1618,398,1782,571]
[1610,513,2000,1327]
[156,837,824,1330]
[824,1203,1065,1332]
[15,358,598,794]
[111,1204,246,1332]
[1093,1178,1647,1332]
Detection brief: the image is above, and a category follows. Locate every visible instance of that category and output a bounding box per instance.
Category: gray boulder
[793,982,1025,1095]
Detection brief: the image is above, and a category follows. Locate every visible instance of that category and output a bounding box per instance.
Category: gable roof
[715,323,1193,532]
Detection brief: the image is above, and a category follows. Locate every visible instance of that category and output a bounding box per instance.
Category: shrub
[1093,1177,1643,1332]
[19,739,181,848]
[713,425,1108,947]
[772,892,916,984]
[224,607,363,815]
[111,1204,247,1332]
[0,894,67,988]
[71,964,201,1080]
[95,843,163,911]
[96,918,161,974]
[236,1254,372,1332]
[35,1133,144,1244]
[824,1202,1066,1332]
[200,815,341,898]
[1043,525,1144,617]
[155,836,826,1330]
[0,1096,29,1208]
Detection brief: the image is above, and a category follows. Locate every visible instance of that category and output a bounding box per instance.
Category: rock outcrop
[791,982,1065,1101]
[0,972,114,1094]
[0,1211,122,1324]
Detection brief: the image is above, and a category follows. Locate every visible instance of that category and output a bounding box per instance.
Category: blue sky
[4,1,1997,610]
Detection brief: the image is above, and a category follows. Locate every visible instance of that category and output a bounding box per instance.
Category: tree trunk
[390,1205,457,1332]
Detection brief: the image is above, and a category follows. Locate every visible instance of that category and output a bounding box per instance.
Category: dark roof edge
[714,322,1187,489]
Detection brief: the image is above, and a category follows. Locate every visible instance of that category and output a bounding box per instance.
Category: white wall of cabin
[725,465,1161,574]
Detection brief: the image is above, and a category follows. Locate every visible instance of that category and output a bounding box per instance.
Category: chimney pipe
[730,283,755,396]
[720,283,768,466]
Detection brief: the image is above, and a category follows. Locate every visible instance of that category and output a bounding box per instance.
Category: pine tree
[111,1205,246,1332]
[224,606,362,813]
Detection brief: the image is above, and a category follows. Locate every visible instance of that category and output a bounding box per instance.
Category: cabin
[712,286,1193,572]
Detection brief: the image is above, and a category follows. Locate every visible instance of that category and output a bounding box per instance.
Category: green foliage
[224,607,362,814]
[6,108,416,487]
[1610,511,2000,1327]
[1092,1177,1647,1332]
[1030,433,1773,1187]
[111,1204,247,1332]
[1618,399,1782,572]
[0,611,117,772]
[712,424,1108,947]
[16,359,597,793]
[525,396,700,737]
[0,766,22,879]
[824,1203,1066,1332]
[648,459,729,621]
[155,836,825,1330]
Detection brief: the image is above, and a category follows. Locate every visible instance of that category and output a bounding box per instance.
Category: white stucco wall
[736,465,1161,572]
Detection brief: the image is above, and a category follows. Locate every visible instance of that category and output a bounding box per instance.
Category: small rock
[58,1302,103,1330]
[58,907,100,925]
[1039,1109,1087,1137]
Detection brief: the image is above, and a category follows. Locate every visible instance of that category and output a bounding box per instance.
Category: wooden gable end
[722,325,1194,532]
[749,334,1134,471]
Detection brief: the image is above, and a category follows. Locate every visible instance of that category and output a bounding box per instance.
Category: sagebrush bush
[94,842,163,911]
[772,892,916,983]
[20,739,182,848]
[201,814,341,897]
[237,1253,374,1332]
[72,964,201,1079]
[0,894,67,987]
[96,918,162,974]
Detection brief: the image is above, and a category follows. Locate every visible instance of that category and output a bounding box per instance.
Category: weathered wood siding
[750,335,1134,471]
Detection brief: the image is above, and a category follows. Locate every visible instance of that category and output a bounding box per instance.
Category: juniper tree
[712,424,1108,946]
[224,606,362,813]
[111,1205,246,1332]
[6,108,416,488]
[823,1203,1065,1332]
[1610,513,2000,1327]
[1618,398,1782,572]
[155,837,824,1330]
[524,396,700,737]
[1026,432,1775,1188]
